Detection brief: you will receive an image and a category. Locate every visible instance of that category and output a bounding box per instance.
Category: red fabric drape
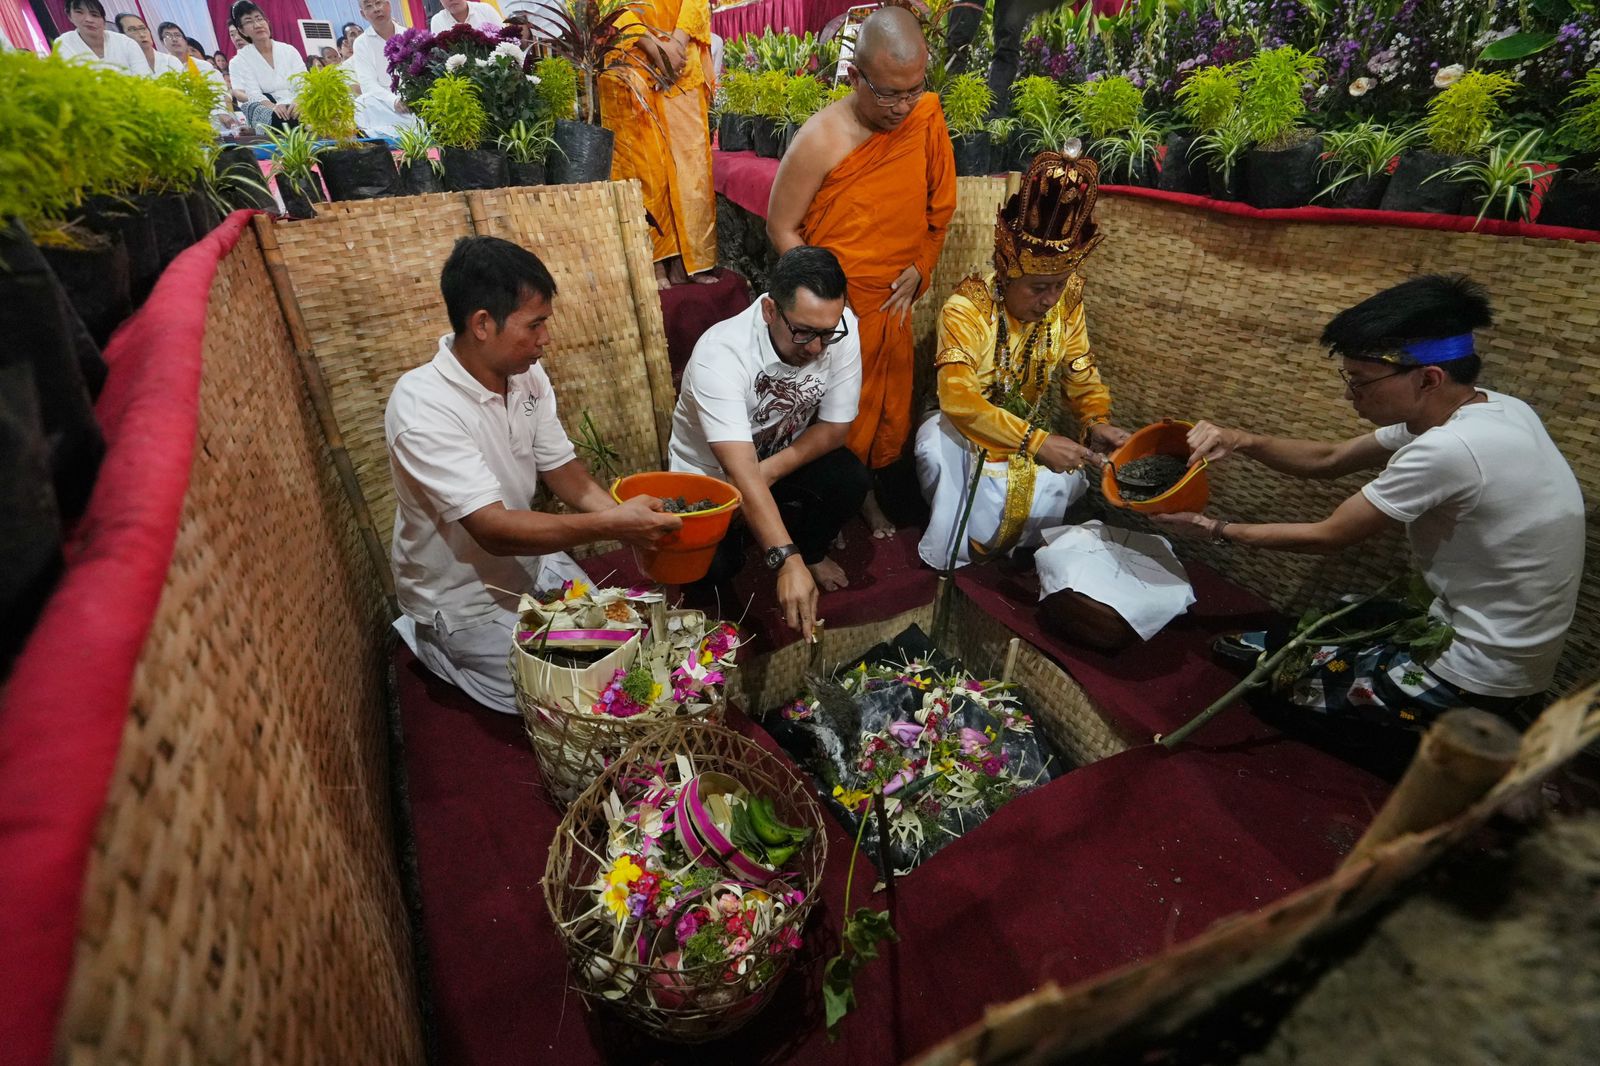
[41,0,68,35]
[0,0,40,48]
[209,0,312,57]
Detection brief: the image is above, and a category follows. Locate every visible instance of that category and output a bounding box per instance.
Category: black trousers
[947,0,1068,118]
[698,448,871,586]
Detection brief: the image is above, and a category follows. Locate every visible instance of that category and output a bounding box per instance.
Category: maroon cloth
[714,149,780,218]
[0,212,258,1066]
[711,0,857,40]
[579,522,938,655]
[657,267,753,385]
[209,0,313,59]
[398,550,1390,1065]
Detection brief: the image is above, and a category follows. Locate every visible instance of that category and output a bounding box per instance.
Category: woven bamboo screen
[266,181,675,577]
[912,176,1009,407]
[55,229,423,1063]
[1084,196,1600,692]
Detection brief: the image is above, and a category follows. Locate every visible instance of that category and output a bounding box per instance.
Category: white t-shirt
[1362,389,1585,696]
[229,39,305,103]
[669,295,861,478]
[386,335,579,632]
[430,2,504,33]
[351,23,400,104]
[53,29,148,74]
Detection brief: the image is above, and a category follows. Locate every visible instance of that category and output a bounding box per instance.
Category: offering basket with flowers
[544,721,827,1042]
[511,581,741,806]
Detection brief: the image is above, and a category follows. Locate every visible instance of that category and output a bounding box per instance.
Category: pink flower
[883,768,916,795]
[981,755,1008,777]
[888,721,922,748]
[959,727,989,755]
[675,907,706,942]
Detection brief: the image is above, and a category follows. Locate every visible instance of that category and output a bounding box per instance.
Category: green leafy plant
[497,117,556,163]
[821,798,898,1037]
[940,72,994,138]
[720,69,757,118]
[416,73,489,149]
[1011,75,1082,154]
[533,55,580,121]
[1316,121,1425,199]
[573,410,621,481]
[1424,70,1516,156]
[752,69,789,121]
[1239,46,1323,150]
[1431,128,1557,223]
[294,62,360,145]
[545,0,661,125]
[1190,111,1252,182]
[986,116,1018,145]
[1071,73,1143,140]
[1095,114,1165,182]
[121,71,216,194]
[198,142,273,215]
[154,67,223,120]
[1174,63,1241,134]
[1556,69,1600,163]
[395,122,444,175]
[783,74,828,129]
[264,124,327,187]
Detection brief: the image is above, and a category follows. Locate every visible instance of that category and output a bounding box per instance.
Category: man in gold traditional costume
[915,150,1130,569]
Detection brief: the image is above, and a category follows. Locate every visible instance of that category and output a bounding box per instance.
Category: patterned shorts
[1280,639,1526,731]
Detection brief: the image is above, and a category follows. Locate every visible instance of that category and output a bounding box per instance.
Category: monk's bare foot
[665,257,692,286]
[653,261,671,291]
[862,491,895,539]
[809,556,849,591]
[690,269,720,285]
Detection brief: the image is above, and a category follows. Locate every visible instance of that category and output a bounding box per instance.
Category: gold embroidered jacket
[933,272,1112,459]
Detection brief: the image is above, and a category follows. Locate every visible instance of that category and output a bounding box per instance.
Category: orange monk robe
[601,0,717,273]
[798,93,956,469]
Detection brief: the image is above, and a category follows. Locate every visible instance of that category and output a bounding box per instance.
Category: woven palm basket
[542,720,828,1043]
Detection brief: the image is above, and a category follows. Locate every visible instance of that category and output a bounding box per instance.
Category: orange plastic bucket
[610,471,743,584]
[1101,419,1210,515]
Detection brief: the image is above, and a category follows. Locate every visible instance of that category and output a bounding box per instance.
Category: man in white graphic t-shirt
[669,245,868,641]
[1154,274,1584,733]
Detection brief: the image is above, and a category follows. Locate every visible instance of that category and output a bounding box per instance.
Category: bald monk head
[847,6,930,133]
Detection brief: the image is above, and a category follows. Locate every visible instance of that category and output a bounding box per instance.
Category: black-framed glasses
[1338,366,1414,391]
[852,66,928,107]
[778,308,849,347]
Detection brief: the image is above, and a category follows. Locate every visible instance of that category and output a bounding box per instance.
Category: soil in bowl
[1115,454,1190,502]
[660,496,716,514]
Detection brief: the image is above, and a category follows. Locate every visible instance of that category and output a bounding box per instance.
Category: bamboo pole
[251,213,398,610]
[1342,707,1520,867]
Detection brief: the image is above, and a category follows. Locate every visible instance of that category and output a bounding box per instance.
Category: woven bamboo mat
[55,228,422,1063]
[913,176,1009,409]
[1086,197,1600,692]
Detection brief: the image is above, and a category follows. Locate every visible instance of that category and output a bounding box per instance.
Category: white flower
[1348,77,1375,97]
[1434,64,1465,89]
[474,57,492,67]
[526,74,541,84]
[445,53,466,71]
[494,41,523,60]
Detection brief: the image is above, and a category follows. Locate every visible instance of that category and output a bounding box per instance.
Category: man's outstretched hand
[777,556,819,642]
[1186,420,1250,466]
[612,494,682,547]
[1036,433,1102,475]
[1150,511,1226,541]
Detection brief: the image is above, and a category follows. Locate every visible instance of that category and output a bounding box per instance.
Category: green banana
[763,842,798,867]
[748,796,792,847]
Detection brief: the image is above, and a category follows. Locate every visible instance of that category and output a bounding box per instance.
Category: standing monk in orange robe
[766,6,957,537]
[603,0,718,288]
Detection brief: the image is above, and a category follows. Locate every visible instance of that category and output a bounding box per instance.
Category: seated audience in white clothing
[350,0,419,137]
[228,0,304,127]
[115,13,182,75]
[385,237,681,713]
[430,0,505,33]
[53,0,147,73]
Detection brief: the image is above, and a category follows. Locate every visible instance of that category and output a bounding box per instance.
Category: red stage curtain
[209,0,312,57]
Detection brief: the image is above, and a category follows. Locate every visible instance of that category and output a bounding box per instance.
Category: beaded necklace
[989,279,1054,414]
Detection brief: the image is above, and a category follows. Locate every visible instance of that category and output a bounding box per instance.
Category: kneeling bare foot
[809,556,849,591]
[862,492,895,539]
[832,530,847,551]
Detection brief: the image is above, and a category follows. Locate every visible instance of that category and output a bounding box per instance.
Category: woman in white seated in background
[115,13,183,75]
[228,0,303,128]
[53,0,147,73]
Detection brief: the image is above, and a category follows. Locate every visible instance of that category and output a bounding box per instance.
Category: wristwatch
[765,543,800,570]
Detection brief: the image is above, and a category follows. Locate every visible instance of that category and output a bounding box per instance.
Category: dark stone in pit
[1115,454,1189,501]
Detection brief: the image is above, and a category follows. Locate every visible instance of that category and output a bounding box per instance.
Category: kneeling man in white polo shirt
[668,245,870,642]
[387,236,680,712]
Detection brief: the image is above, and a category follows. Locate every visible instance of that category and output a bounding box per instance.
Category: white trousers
[356,93,421,139]
[914,413,1087,570]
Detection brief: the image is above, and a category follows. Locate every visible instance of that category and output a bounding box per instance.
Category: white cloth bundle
[1034,521,1196,641]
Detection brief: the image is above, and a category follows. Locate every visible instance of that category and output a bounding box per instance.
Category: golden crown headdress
[994,148,1105,280]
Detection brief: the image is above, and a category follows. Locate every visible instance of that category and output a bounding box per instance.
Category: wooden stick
[1000,637,1021,687]
[872,787,896,898]
[1342,708,1520,867]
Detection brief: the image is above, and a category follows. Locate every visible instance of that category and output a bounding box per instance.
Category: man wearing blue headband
[1155,275,1584,737]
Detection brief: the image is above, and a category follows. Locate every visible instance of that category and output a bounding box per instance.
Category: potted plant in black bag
[1540,69,1600,230]
[718,69,756,152]
[296,63,400,201]
[1010,76,1082,169]
[416,73,507,189]
[1381,70,1515,214]
[545,0,657,183]
[941,72,994,176]
[500,118,557,186]
[1096,115,1165,187]
[266,124,330,218]
[1239,46,1325,209]
[780,74,827,159]
[1316,121,1424,209]
[1167,64,1238,194]
[395,122,445,194]
[1070,74,1143,166]
[154,67,230,236]
[1431,129,1556,225]
[1191,111,1251,201]
[750,69,788,159]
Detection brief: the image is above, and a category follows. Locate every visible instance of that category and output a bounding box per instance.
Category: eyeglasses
[778,308,849,347]
[852,66,927,107]
[1338,366,1414,391]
